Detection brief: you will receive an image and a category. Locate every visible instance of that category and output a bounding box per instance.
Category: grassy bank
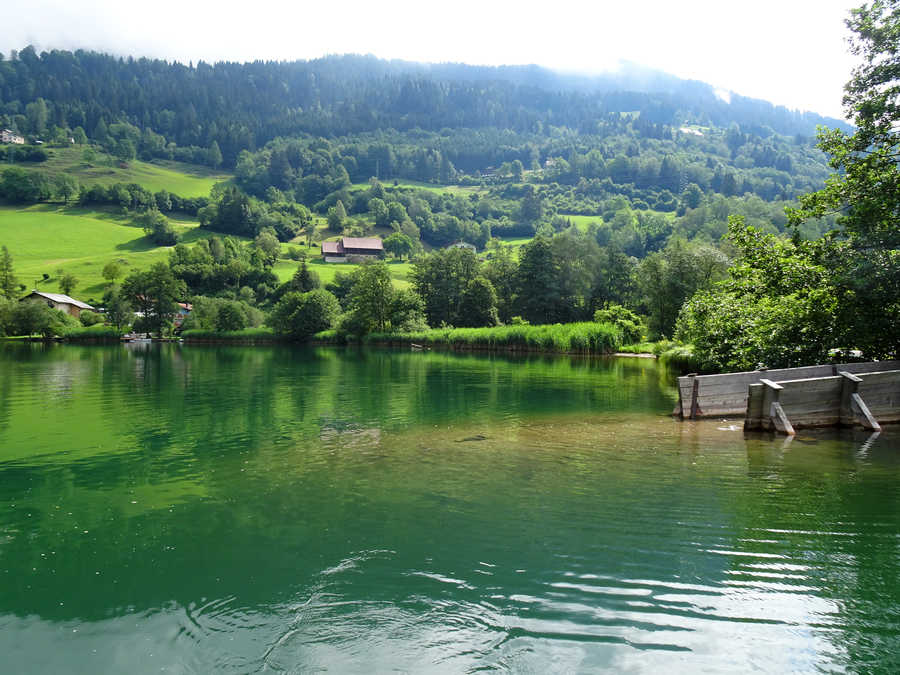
[63,325,125,342]
[360,322,627,354]
[181,327,281,343]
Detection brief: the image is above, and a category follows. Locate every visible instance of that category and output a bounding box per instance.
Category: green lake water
[1,343,898,673]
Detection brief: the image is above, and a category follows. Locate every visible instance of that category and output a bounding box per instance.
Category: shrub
[269,289,341,340]
[79,310,106,327]
[593,305,644,344]
[215,302,248,332]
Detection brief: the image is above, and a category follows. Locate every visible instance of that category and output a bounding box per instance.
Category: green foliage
[292,261,320,293]
[782,0,900,359]
[410,248,479,327]
[0,245,17,299]
[675,218,839,371]
[181,327,277,341]
[327,200,347,231]
[345,262,395,334]
[383,231,414,259]
[3,301,78,337]
[63,324,124,341]
[365,321,623,354]
[514,236,558,324]
[593,305,644,344]
[79,310,105,327]
[136,208,179,246]
[269,289,341,340]
[458,276,500,327]
[57,269,78,296]
[180,296,263,332]
[168,236,278,299]
[0,167,52,203]
[101,261,122,284]
[122,262,186,337]
[253,229,280,264]
[657,344,700,372]
[215,302,248,332]
[637,238,728,338]
[53,174,79,204]
[102,286,133,332]
[0,297,14,336]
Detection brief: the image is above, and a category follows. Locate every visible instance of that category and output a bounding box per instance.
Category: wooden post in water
[761,378,795,436]
[744,383,764,431]
[840,371,882,431]
[690,375,701,419]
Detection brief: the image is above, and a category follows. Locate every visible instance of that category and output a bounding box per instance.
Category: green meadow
[557,213,604,228]
[273,258,413,289]
[5,146,231,198]
[0,204,206,301]
[349,180,482,196]
[0,203,419,304]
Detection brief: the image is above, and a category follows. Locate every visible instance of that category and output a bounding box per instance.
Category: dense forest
[0,47,841,247]
[0,48,849,165]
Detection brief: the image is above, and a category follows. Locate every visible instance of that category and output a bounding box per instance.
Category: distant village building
[20,291,94,319]
[0,129,24,144]
[174,302,192,329]
[321,237,384,263]
[447,241,476,252]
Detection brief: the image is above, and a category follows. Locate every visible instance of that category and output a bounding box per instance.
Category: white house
[0,129,24,144]
[20,291,95,319]
[447,241,476,252]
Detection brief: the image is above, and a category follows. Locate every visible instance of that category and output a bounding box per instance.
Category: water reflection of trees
[1,345,896,670]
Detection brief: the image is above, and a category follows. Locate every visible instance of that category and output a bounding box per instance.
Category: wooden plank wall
[677,360,900,419]
[764,376,844,429]
[857,370,900,424]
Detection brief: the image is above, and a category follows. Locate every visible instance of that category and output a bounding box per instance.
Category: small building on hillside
[322,237,384,263]
[174,302,193,330]
[20,291,94,318]
[0,129,25,144]
[447,241,476,252]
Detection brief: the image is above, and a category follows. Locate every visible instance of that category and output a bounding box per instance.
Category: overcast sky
[4,0,860,119]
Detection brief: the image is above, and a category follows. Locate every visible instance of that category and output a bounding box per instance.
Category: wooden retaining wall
[676,360,900,419]
[858,370,900,424]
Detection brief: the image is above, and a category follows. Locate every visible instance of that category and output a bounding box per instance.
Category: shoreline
[3,335,657,359]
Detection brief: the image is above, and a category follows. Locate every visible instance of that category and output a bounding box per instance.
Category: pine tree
[0,246,18,299]
[208,140,223,169]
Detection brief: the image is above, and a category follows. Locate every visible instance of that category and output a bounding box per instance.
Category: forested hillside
[0,49,849,165]
[3,44,881,356]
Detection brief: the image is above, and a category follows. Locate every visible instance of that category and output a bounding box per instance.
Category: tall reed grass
[363,322,626,354]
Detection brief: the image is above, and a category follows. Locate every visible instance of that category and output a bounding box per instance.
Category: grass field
[0,204,205,302]
[5,146,231,198]
[558,213,604,228]
[0,203,418,304]
[273,258,413,289]
[349,180,482,196]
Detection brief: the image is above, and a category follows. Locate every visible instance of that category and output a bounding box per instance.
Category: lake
[1,343,898,673]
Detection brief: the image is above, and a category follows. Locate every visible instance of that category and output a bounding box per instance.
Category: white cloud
[2,0,859,119]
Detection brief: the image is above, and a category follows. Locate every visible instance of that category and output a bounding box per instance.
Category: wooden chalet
[20,291,94,318]
[322,237,384,262]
